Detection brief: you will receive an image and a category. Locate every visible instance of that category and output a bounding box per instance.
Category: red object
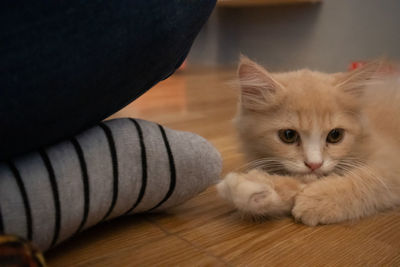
[348,61,367,71]
[349,60,399,74]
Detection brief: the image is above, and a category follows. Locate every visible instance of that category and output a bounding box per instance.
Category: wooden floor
[46,68,400,266]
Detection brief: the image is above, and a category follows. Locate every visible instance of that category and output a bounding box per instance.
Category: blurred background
[48,1,400,265]
[186,0,400,72]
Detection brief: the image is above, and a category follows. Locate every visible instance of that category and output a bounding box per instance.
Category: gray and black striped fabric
[0,118,222,251]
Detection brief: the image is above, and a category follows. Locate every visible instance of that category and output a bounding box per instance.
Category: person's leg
[0,0,216,160]
[0,118,222,251]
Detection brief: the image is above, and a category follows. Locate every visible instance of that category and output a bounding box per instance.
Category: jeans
[0,0,216,160]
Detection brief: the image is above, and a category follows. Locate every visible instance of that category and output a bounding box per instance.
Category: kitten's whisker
[238,163,281,172]
[336,162,391,193]
[334,157,366,174]
[356,165,391,192]
[236,157,284,173]
[235,159,268,172]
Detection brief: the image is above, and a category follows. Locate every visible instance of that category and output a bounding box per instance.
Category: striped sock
[0,118,221,251]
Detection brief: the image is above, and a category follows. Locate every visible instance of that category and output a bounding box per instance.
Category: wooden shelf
[218,0,321,7]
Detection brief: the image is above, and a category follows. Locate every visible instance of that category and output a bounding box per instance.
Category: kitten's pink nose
[305,161,323,171]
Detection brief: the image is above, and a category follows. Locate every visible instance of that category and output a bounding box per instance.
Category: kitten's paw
[292,187,344,226]
[217,171,282,216]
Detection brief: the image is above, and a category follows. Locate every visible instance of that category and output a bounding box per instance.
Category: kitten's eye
[278,129,299,144]
[327,128,344,144]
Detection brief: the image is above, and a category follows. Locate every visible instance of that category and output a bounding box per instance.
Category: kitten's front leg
[292,167,400,226]
[217,169,306,217]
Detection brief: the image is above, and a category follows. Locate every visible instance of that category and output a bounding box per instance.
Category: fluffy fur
[217,56,400,226]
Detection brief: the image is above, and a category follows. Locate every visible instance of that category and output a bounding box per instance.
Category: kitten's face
[235,57,375,176]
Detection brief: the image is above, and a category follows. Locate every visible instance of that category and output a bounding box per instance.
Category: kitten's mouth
[310,171,327,178]
[261,163,334,178]
[289,169,331,178]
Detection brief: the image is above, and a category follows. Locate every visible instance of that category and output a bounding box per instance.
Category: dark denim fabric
[0,0,216,160]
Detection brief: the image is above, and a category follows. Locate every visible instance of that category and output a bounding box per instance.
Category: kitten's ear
[335,60,383,96]
[238,55,284,111]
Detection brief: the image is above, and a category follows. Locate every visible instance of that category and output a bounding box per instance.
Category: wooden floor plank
[71,235,227,267]
[46,216,167,266]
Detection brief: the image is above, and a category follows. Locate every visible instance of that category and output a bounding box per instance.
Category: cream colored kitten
[217,56,400,226]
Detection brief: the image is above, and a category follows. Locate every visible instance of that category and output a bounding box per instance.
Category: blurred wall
[187,0,400,72]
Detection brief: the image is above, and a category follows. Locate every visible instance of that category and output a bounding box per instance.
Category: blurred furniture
[218,0,321,7]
